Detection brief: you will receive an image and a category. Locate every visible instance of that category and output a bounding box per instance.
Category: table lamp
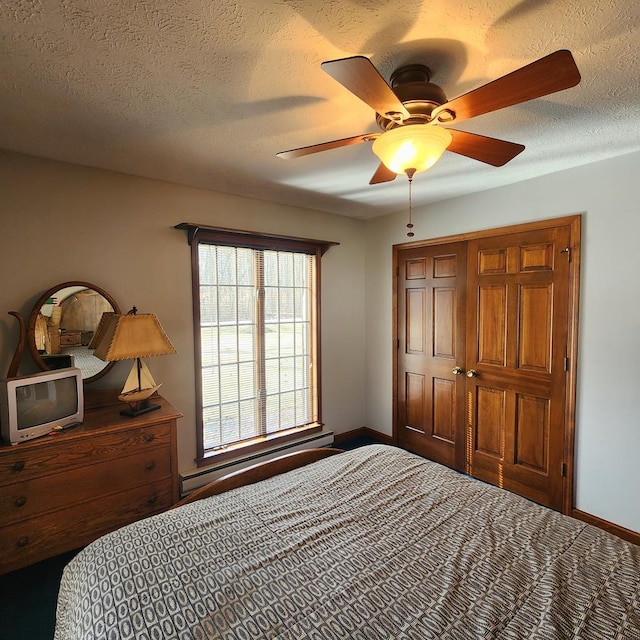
[93,306,176,416]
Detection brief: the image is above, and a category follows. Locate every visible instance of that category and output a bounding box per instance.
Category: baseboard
[334,427,394,446]
[572,509,640,546]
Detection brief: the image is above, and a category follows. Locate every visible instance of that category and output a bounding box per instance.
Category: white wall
[364,150,640,533]
[0,151,367,473]
[2,148,638,533]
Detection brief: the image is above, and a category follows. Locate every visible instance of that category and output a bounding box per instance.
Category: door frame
[392,214,581,514]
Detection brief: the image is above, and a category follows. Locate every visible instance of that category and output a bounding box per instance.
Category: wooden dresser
[0,396,181,574]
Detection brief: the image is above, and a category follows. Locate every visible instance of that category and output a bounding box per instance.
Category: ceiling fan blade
[369,162,398,185]
[321,56,410,122]
[447,129,525,166]
[432,50,581,124]
[277,133,379,159]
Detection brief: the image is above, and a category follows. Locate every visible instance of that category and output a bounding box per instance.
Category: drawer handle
[145,461,156,471]
[144,434,155,443]
[16,536,29,548]
[147,495,157,506]
[15,496,27,508]
[13,461,25,472]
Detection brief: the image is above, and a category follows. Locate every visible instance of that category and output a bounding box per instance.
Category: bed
[55,445,640,639]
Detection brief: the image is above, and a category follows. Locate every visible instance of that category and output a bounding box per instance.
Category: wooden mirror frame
[27,281,120,384]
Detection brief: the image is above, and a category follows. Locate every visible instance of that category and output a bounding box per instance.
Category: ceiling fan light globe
[372,124,452,175]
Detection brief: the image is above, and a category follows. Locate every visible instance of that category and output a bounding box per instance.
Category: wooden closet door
[466,225,572,510]
[396,243,467,471]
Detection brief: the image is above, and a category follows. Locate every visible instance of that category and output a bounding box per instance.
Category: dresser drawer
[0,447,172,526]
[0,421,172,486]
[59,332,82,346]
[0,482,174,574]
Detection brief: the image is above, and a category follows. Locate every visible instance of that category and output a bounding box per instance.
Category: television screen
[16,377,79,430]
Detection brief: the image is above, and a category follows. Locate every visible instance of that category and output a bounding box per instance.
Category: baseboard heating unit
[180,429,335,496]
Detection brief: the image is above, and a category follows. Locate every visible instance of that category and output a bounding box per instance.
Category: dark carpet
[0,549,79,640]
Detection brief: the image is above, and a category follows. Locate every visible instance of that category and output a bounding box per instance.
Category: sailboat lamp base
[120,402,161,417]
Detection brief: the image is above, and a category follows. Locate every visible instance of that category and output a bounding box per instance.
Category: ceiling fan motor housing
[377,64,448,131]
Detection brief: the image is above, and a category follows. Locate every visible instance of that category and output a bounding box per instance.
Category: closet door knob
[452,366,464,376]
[466,369,479,378]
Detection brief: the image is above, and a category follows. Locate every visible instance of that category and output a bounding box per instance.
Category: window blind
[198,245,316,452]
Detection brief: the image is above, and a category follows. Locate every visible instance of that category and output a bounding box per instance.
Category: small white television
[0,368,84,445]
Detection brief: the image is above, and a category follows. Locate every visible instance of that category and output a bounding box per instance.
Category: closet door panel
[433,378,455,443]
[515,393,549,472]
[475,386,506,459]
[477,285,507,366]
[405,372,426,432]
[466,225,571,511]
[396,243,467,471]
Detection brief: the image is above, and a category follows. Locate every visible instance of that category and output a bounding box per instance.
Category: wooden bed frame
[175,447,345,507]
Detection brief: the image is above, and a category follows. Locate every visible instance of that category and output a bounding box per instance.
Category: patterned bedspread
[55,445,640,639]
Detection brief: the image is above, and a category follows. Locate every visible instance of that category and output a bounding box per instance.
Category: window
[177,224,336,464]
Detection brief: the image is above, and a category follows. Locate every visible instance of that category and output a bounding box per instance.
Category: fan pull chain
[406,168,416,237]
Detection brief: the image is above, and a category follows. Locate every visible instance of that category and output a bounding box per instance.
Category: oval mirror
[27,281,120,383]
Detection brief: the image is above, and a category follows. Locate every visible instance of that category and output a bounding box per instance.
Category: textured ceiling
[1,0,639,219]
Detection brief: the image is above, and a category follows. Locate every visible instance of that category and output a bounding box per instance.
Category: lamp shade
[87,311,115,350]
[372,124,452,175]
[93,311,176,362]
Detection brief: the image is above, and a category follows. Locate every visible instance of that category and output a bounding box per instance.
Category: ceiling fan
[277,50,581,185]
